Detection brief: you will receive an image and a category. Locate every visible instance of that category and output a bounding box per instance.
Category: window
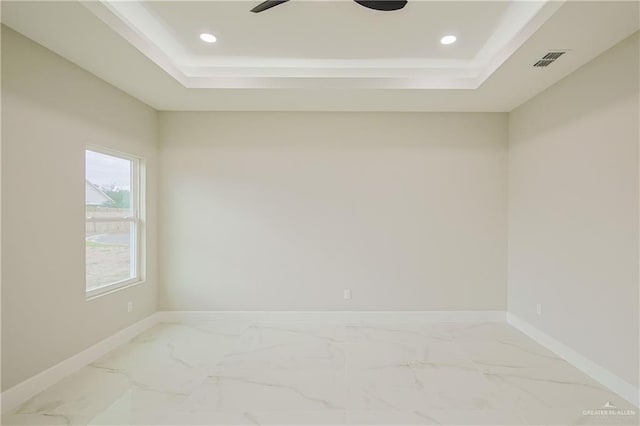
[85,148,143,297]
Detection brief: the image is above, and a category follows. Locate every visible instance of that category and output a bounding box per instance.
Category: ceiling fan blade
[353,0,407,11]
[251,0,290,13]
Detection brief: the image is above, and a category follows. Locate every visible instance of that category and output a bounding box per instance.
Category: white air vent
[533,51,567,67]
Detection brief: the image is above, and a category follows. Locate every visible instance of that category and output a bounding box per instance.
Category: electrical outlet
[127,301,133,313]
[536,303,542,316]
[344,289,352,300]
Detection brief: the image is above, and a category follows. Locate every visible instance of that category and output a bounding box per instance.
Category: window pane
[86,150,132,219]
[86,149,138,292]
[86,221,135,290]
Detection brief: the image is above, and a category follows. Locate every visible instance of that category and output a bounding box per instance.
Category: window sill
[86,278,145,301]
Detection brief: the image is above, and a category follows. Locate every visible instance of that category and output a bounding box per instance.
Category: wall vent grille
[533,51,567,67]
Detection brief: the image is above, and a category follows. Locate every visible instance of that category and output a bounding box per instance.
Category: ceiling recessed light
[440,35,457,45]
[199,33,217,43]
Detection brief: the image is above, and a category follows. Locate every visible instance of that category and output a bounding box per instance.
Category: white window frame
[85,146,145,299]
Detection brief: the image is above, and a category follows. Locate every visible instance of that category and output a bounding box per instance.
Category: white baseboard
[157,310,506,324]
[507,312,639,408]
[0,312,160,415]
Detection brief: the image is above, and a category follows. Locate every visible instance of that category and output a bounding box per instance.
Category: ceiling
[141,1,510,60]
[83,0,549,86]
[1,1,639,111]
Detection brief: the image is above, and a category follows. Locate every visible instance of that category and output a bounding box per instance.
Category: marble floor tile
[183,369,346,411]
[3,320,638,425]
[141,410,346,426]
[218,323,346,371]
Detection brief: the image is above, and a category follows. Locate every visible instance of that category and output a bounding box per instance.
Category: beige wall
[1,27,158,390]
[159,112,508,311]
[508,33,639,387]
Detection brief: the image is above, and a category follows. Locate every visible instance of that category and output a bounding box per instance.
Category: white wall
[508,33,639,387]
[159,112,508,311]
[1,27,158,390]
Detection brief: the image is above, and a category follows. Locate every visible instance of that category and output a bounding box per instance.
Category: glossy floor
[3,319,637,425]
